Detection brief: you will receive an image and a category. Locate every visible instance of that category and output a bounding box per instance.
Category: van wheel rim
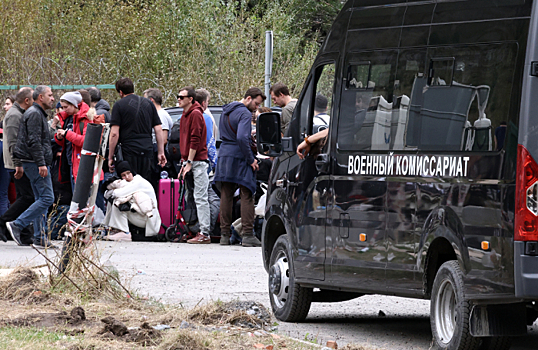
[269,253,290,309]
[435,279,456,344]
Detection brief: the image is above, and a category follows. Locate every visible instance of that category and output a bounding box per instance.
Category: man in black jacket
[6,85,56,249]
[0,87,35,244]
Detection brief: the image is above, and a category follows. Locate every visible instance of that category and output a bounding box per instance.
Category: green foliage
[0,327,78,349]
[0,0,345,105]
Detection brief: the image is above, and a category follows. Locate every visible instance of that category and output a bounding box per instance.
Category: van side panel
[323,0,531,300]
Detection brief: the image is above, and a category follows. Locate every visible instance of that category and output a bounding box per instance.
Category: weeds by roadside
[0,241,382,350]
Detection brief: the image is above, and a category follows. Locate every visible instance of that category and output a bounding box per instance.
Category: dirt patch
[0,267,49,304]
[2,306,91,329]
[99,316,129,336]
[130,322,162,346]
[97,316,162,346]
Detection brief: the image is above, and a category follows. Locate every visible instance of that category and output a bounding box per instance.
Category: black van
[256,1,538,349]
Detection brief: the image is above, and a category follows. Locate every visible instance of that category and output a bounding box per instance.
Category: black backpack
[168,119,181,161]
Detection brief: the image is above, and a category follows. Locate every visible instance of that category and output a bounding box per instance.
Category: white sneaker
[104,231,132,242]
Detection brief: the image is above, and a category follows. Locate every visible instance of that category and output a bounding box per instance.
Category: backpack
[168,119,181,161]
[181,171,199,230]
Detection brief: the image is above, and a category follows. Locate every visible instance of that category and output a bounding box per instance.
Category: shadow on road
[283,314,538,350]
[303,315,432,349]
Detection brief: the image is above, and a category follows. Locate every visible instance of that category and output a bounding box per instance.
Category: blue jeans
[14,163,54,241]
[0,140,10,216]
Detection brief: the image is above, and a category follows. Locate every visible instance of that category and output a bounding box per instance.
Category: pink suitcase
[158,179,180,234]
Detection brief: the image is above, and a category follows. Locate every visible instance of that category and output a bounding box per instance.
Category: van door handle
[315,154,330,173]
[339,212,350,238]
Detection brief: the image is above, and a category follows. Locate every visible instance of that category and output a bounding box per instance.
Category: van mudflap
[469,303,527,337]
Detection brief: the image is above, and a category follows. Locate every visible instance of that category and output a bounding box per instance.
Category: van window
[337,44,518,152]
[296,62,336,140]
[313,63,335,135]
[296,76,314,140]
[337,51,397,151]
[405,43,519,151]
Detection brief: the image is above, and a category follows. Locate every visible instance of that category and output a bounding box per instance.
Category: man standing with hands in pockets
[214,87,266,247]
[177,86,212,244]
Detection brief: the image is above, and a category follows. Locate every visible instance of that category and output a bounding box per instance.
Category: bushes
[0,0,344,106]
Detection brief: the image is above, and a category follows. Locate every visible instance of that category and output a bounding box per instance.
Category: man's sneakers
[104,231,132,242]
[187,232,211,244]
[31,239,58,250]
[6,222,23,246]
[242,234,261,247]
[219,233,231,246]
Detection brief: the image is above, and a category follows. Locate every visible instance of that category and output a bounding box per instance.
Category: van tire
[268,235,312,322]
[479,337,512,350]
[430,261,480,350]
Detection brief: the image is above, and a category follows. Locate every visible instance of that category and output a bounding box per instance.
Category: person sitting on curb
[103,161,161,241]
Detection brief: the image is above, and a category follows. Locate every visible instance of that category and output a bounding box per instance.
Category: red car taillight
[515,145,538,241]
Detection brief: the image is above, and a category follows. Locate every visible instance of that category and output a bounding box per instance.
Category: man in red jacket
[177,86,211,244]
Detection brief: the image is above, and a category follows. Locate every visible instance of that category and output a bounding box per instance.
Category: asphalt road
[1,241,537,349]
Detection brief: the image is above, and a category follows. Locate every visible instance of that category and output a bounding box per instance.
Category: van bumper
[514,241,538,298]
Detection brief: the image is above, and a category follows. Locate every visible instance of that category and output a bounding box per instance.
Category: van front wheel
[268,235,312,322]
[430,261,480,350]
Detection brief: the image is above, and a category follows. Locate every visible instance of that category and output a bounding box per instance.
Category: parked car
[165,106,224,145]
[165,105,281,147]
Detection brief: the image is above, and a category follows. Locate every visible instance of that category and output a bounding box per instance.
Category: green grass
[0,327,81,350]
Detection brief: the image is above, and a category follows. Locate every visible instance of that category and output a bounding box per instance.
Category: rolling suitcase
[158,179,180,235]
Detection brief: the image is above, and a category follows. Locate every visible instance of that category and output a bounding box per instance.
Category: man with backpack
[177,86,212,244]
[108,78,166,182]
[214,87,266,247]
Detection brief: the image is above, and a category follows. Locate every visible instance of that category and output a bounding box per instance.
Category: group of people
[0,77,300,248]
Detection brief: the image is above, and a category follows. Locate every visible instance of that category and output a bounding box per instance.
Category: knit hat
[56,102,62,109]
[60,91,82,107]
[115,161,132,177]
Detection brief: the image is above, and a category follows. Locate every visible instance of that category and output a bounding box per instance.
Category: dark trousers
[0,172,35,243]
[220,182,254,236]
[123,154,152,182]
[1,172,34,223]
[150,145,161,196]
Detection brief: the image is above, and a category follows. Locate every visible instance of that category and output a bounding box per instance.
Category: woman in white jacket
[103,161,161,241]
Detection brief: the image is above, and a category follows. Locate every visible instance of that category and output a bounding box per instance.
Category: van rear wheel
[430,261,480,350]
[268,235,312,322]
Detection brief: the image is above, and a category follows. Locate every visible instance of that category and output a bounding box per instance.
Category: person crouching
[103,161,161,241]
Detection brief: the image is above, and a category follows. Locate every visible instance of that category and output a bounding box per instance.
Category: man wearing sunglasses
[177,86,212,244]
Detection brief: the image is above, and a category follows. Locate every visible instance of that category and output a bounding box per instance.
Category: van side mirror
[257,112,283,157]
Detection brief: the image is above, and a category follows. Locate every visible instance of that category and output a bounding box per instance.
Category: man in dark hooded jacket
[214,87,266,247]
